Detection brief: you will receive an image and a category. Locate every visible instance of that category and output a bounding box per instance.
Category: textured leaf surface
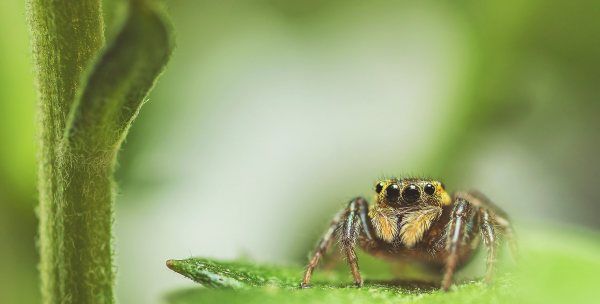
[166,257,514,304]
[165,227,600,304]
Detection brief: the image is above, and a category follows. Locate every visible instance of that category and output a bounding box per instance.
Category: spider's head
[374,178,451,208]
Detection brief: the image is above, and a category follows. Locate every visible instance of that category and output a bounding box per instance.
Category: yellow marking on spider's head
[435,181,451,206]
[439,190,451,206]
[400,206,442,247]
[369,206,398,243]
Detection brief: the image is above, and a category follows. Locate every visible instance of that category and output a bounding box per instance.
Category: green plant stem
[28,0,173,303]
[27,0,108,303]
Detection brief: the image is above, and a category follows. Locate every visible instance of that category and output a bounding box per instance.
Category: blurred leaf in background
[0,0,38,303]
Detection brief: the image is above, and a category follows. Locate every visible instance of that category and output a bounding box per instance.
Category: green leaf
[165,257,515,304]
[166,258,309,289]
[165,227,600,304]
[65,0,174,152]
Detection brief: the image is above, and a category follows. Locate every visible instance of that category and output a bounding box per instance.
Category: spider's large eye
[375,182,384,194]
[385,184,400,201]
[424,183,436,195]
[402,184,420,203]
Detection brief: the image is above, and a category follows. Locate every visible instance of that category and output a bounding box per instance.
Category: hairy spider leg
[498,219,518,261]
[300,209,343,288]
[301,197,372,288]
[459,191,518,262]
[339,197,371,287]
[479,208,498,283]
[441,197,475,291]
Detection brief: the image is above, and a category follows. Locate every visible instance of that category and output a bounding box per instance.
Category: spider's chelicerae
[301,178,516,291]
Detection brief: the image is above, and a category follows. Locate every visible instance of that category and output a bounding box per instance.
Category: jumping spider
[301,178,516,291]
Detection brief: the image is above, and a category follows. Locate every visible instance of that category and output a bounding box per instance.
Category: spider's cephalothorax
[300,178,516,291]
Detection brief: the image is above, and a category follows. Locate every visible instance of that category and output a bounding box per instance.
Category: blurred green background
[1,0,599,303]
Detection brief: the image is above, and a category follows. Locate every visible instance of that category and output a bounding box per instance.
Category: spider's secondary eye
[424,183,436,195]
[402,184,420,203]
[375,183,384,194]
[385,184,400,201]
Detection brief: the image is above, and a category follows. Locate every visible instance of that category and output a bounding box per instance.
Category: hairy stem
[27,0,108,303]
[28,0,173,303]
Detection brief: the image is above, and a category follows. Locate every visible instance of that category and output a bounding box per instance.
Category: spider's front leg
[442,192,513,290]
[441,197,475,291]
[301,197,372,288]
